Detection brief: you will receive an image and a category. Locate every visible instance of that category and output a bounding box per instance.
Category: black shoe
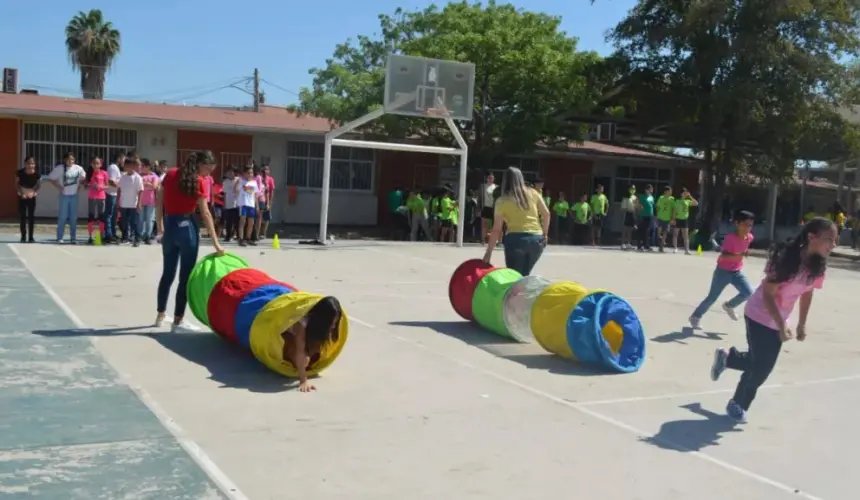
[27,237,35,243]
[133,241,140,248]
[88,238,94,245]
[20,236,25,243]
[239,240,247,247]
[249,240,258,246]
[144,238,152,245]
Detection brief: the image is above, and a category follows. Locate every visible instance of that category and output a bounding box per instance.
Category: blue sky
[1,0,637,107]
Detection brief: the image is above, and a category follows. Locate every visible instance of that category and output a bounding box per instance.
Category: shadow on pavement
[32,327,296,393]
[389,320,611,377]
[642,402,743,452]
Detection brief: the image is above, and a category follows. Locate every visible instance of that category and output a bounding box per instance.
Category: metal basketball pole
[319,108,469,247]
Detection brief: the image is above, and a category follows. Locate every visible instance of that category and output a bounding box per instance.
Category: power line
[18,77,251,103]
[260,78,300,97]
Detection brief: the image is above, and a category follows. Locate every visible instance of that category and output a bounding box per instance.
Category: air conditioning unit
[595,122,617,141]
[3,68,18,94]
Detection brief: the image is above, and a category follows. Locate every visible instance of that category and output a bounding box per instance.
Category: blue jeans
[692,267,753,318]
[120,208,140,242]
[138,205,156,239]
[157,215,200,318]
[57,194,79,241]
[503,232,545,276]
[104,194,118,239]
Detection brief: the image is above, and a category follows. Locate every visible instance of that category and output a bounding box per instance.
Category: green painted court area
[0,244,225,499]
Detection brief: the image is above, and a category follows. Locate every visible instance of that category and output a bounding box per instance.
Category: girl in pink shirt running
[689,210,755,328]
[710,217,836,423]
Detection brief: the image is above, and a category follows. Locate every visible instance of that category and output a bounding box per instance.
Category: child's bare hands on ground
[299,380,316,392]
[779,325,794,342]
[796,324,807,342]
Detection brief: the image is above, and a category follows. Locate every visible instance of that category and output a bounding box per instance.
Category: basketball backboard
[384,54,475,121]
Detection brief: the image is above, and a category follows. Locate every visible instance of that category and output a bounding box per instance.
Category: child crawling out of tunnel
[281,296,342,392]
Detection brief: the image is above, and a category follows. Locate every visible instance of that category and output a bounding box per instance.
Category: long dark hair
[305,296,342,353]
[179,150,215,197]
[766,217,833,284]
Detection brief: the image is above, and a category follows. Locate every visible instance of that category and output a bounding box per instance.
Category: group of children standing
[215,164,276,246]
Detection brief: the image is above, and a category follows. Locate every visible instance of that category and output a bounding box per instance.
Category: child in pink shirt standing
[139,159,160,244]
[710,217,836,422]
[86,157,109,245]
[689,211,755,328]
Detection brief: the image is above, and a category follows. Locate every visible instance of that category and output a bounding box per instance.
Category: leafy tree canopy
[295,1,606,168]
[606,0,860,224]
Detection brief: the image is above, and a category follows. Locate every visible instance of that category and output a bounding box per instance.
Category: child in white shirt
[117,157,144,246]
[235,166,258,246]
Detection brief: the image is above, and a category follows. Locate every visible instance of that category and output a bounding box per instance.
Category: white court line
[347,314,825,500]
[9,244,249,500]
[578,374,860,406]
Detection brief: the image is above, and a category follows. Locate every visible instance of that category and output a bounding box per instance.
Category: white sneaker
[154,315,164,328]
[722,303,739,321]
[171,321,202,333]
[689,315,701,329]
[685,249,691,255]
[673,248,678,254]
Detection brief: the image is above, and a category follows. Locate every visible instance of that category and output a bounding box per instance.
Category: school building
[0,92,702,231]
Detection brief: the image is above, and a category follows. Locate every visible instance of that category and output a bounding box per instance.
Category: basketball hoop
[424,107,452,119]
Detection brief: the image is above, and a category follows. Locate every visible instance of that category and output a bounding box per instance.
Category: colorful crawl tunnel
[448,259,646,373]
[186,253,349,378]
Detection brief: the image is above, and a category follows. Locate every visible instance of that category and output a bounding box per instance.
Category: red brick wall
[376,151,440,225]
[176,130,253,178]
[0,118,21,218]
[542,157,593,200]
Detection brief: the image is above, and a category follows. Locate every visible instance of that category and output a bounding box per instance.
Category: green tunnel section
[186,253,250,327]
[471,268,523,338]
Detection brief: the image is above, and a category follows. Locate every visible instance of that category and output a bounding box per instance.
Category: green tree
[607,0,860,226]
[65,9,121,100]
[295,1,604,169]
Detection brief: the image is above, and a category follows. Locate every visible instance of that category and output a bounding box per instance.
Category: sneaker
[27,237,35,244]
[710,348,728,381]
[88,237,94,245]
[684,249,691,255]
[20,236,25,243]
[132,241,140,248]
[171,322,201,333]
[689,315,701,329]
[239,240,247,247]
[249,240,258,246]
[154,315,164,328]
[726,400,747,423]
[722,303,739,321]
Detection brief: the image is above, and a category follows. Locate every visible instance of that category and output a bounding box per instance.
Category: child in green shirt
[655,185,675,252]
[571,193,591,245]
[672,187,698,254]
[406,191,431,241]
[439,189,457,242]
[590,184,609,246]
[552,192,570,244]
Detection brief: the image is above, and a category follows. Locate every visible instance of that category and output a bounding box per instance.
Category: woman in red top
[155,150,225,331]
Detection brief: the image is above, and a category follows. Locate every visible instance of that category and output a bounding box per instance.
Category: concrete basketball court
[1,238,857,499]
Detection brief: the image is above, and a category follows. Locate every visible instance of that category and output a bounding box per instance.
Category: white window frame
[285,140,374,193]
[22,122,138,176]
[613,165,674,201]
[486,157,543,184]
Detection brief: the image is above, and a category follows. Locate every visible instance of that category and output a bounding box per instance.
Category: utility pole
[253,68,260,112]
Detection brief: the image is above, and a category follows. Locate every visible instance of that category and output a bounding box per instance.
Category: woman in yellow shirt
[482,167,550,276]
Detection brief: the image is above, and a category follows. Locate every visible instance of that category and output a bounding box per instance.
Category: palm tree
[65,9,121,100]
